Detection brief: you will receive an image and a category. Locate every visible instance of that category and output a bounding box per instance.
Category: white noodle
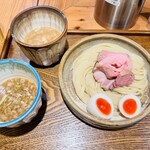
[71,43,149,109]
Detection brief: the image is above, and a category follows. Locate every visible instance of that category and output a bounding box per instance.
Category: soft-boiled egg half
[119,94,141,118]
[87,94,114,119]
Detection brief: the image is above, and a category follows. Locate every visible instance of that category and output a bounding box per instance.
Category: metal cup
[94,0,146,29]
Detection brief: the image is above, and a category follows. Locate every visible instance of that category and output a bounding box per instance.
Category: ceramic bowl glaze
[59,34,150,129]
[0,59,42,127]
[10,6,67,66]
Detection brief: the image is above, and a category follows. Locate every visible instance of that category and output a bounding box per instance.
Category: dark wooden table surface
[0,33,150,150]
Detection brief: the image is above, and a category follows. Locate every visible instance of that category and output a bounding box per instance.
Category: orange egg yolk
[96,98,111,115]
[123,99,137,115]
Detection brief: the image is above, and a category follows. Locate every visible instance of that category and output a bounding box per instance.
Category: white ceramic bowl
[0,59,42,127]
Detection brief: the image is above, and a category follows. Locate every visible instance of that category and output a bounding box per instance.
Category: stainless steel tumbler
[94,0,146,29]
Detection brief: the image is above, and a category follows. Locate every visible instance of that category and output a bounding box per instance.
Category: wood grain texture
[39,0,150,33]
[0,0,38,58]
[0,34,150,150]
[0,0,38,38]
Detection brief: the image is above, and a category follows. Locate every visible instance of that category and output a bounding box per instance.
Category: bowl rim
[10,5,68,49]
[0,59,41,127]
[59,33,150,129]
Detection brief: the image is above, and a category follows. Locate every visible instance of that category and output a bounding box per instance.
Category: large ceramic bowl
[10,6,67,66]
[59,34,150,129]
[0,59,42,127]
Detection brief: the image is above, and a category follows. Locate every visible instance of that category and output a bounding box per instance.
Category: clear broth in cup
[24,27,61,45]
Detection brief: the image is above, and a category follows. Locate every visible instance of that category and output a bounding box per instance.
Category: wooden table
[1,0,150,150]
[0,34,150,150]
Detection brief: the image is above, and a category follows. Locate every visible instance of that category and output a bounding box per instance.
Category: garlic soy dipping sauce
[0,77,37,122]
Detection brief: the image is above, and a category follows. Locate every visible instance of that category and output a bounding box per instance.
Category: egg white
[119,94,141,118]
[87,93,114,119]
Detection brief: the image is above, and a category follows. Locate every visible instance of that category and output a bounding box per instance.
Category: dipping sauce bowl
[0,59,42,127]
